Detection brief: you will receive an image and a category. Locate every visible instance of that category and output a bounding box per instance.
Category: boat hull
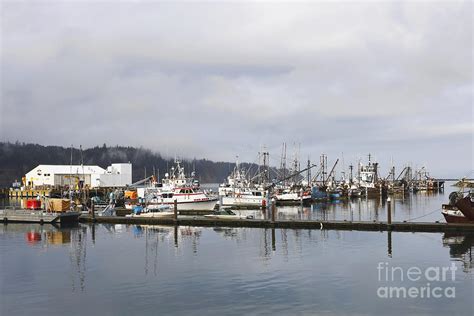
[128,212,175,219]
[455,197,474,220]
[220,196,264,208]
[161,199,218,211]
[275,195,312,206]
[442,210,473,224]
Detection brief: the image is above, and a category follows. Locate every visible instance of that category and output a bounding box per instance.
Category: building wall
[25,164,131,188]
[99,163,132,187]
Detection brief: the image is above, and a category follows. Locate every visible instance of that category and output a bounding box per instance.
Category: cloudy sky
[0,0,472,177]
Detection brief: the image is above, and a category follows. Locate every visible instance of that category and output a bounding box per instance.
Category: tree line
[0,142,244,188]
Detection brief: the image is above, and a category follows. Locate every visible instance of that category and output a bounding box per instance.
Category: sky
[0,0,472,178]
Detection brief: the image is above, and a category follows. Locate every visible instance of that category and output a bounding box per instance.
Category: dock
[1,209,81,224]
[78,215,474,233]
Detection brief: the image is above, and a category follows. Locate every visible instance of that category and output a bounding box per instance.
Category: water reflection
[2,221,472,305]
[443,233,474,273]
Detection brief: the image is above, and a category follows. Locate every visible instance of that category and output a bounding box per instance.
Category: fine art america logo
[377,262,457,299]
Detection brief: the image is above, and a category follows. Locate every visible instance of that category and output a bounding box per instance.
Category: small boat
[204,209,253,220]
[138,187,217,211]
[274,190,312,205]
[442,188,474,223]
[126,204,174,218]
[219,188,266,208]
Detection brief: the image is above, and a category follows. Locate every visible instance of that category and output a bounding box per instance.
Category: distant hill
[0,142,250,188]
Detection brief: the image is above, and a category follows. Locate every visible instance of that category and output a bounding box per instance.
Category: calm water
[1,224,473,315]
[1,185,473,315]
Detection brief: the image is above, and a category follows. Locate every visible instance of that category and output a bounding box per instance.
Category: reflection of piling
[271,228,276,251]
[387,230,392,257]
[91,223,96,244]
[173,199,178,222]
[174,225,178,248]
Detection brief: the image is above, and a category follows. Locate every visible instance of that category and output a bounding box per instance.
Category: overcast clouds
[0,1,472,177]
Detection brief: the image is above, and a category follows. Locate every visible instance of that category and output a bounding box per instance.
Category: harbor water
[1,186,473,315]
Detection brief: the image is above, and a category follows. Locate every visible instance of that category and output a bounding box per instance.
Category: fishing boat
[274,189,312,206]
[348,185,363,198]
[204,209,253,220]
[311,186,328,200]
[146,187,217,211]
[218,158,266,208]
[442,187,474,223]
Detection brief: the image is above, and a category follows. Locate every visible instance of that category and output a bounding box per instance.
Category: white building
[25,163,132,188]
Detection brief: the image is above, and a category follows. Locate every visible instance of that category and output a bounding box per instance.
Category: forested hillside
[0,142,248,187]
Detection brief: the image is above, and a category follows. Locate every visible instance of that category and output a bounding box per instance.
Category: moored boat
[442,188,474,224]
[274,189,312,206]
[146,187,218,211]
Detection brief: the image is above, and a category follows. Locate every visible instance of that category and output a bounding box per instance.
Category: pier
[78,215,474,233]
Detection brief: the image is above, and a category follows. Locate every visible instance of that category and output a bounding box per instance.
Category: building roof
[27,165,106,175]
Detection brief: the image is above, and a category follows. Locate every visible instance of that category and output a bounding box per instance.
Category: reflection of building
[24,163,132,188]
[46,231,71,245]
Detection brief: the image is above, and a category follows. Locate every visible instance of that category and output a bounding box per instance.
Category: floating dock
[1,209,81,224]
[78,215,474,233]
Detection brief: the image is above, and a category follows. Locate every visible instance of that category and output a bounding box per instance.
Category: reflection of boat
[204,209,253,220]
[443,232,474,257]
[442,232,473,271]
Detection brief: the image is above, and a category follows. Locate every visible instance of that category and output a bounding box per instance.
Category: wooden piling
[387,197,392,227]
[271,200,276,223]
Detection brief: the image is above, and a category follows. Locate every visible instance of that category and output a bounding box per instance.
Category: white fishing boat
[274,189,312,205]
[219,158,266,208]
[146,187,218,211]
[204,209,253,220]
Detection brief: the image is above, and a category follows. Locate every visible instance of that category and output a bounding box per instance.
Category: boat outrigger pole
[128,176,155,188]
[265,164,317,190]
[325,159,339,184]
